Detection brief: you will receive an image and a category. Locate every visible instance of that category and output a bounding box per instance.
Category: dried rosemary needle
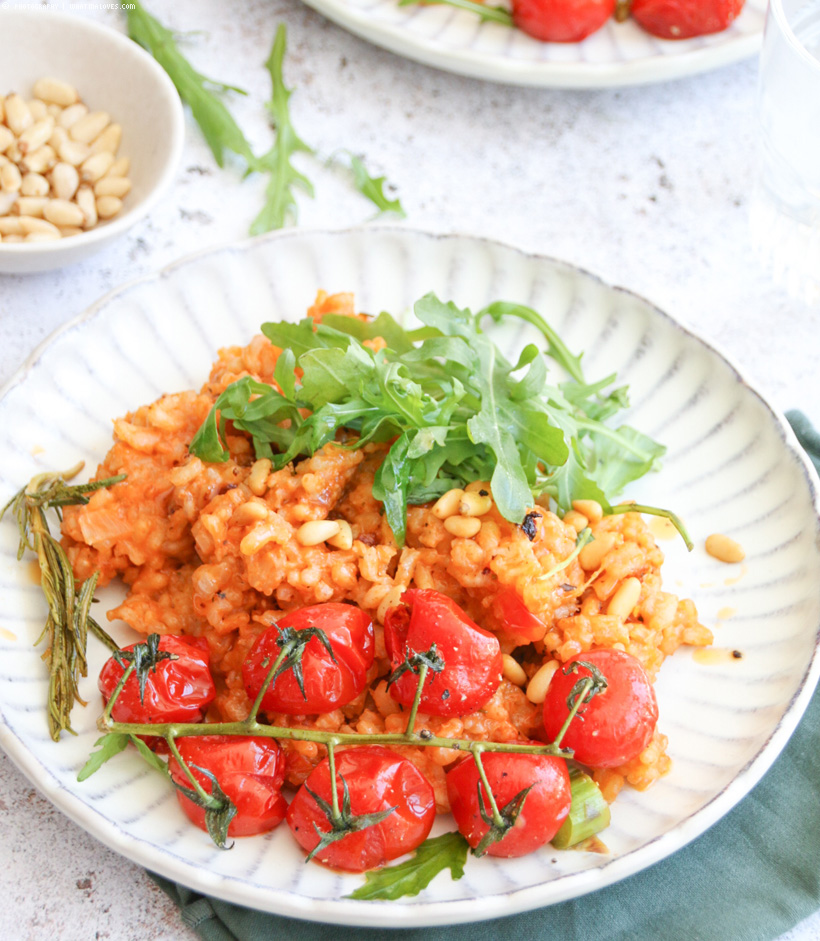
[1,463,123,741]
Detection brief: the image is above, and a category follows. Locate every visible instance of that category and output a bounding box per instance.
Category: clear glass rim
[768,0,820,71]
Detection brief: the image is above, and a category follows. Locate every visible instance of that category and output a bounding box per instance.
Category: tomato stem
[102,662,135,725]
[247,642,291,724]
[551,676,593,749]
[404,662,429,737]
[166,732,216,808]
[470,746,504,828]
[327,741,340,821]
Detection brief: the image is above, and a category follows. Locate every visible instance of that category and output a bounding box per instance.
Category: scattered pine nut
[327,520,354,550]
[502,654,527,687]
[69,111,110,145]
[90,123,121,155]
[606,577,642,619]
[526,660,560,704]
[572,499,604,523]
[443,515,482,538]
[579,531,619,571]
[705,533,745,564]
[50,162,80,201]
[20,172,49,198]
[44,198,85,228]
[296,520,342,547]
[96,195,122,219]
[94,175,131,198]
[33,78,79,108]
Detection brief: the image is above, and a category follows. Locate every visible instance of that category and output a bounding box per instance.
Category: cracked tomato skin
[447,751,571,857]
[631,0,745,38]
[512,0,616,42]
[543,648,658,768]
[98,635,215,725]
[286,745,436,871]
[242,603,374,715]
[384,589,502,718]
[168,735,288,837]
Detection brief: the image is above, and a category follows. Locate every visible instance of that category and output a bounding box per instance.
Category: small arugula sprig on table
[189,293,691,548]
[125,3,405,231]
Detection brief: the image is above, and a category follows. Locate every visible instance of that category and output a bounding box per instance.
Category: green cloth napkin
[150,410,820,941]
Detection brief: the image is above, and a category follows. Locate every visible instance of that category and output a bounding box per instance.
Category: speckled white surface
[0,0,819,938]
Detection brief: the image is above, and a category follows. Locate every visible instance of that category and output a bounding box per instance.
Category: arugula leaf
[190,292,671,545]
[125,2,255,167]
[78,733,130,782]
[346,831,469,901]
[250,25,315,235]
[348,154,406,217]
[398,0,514,25]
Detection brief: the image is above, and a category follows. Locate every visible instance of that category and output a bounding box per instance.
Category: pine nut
[232,501,270,525]
[25,230,60,242]
[20,172,49,198]
[458,491,493,517]
[80,151,114,183]
[4,95,32,136]
[57,103,88,130]
[465,480,492,494]
[1,233,23,243]
[105,156,130,178]
[33,78,79,107]
[0,126,14,154]
[563,510,589,533]
[96,195,122,219]
[20,122,54,161]
[443,515,482,538]
[46,104,64,119]
[93,175,131,198]
[526,660,560,704]
[58,139,90,167]
[502,654,527,687]
[75,186,97,228]
[572,499,604,523]
[44,198,85,228]
[90,123,121,155]
[579,531,619,571]
[5,142,22,164]
[17,216,60,236]
[0,163,22,193]
[0,96,4,124]
[58,226,83,238]
[50,162,79,201]
[327,519,353,550]
[705,533,745,564]
[0,217,24,236]
[607,577,642,619]
[247,459,272,496]
[296,520,341,546]
[21,145,56,174]
[70,111,110,144]
[432,488,465,519]
[27,99,48,121]
[15,196,48,217]
[48,126,69,151]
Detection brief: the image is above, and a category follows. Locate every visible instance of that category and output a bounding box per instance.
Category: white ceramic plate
[0,228,818,928]
[300,0,766,87]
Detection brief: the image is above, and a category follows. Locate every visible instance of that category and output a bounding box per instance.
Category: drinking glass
[749,0,820,305]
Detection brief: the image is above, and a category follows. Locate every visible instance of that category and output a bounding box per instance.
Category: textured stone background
[0,0,818,938]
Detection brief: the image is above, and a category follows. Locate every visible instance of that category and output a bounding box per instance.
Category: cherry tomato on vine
[168,735,288,837]
[286,745,436,871]
[492,587,547,643]
[446,751,571,857]
[242,603,374,715]
[384,589,502,718]
[98,635,215,725]
[512,0,616,42]
[543,648,658,768]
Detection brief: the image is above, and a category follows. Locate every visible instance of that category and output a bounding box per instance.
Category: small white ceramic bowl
[0,9,184,274]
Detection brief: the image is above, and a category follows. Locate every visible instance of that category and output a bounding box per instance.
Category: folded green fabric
[150,411,820,941]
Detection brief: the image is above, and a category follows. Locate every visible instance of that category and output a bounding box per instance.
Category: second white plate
[300,0,765,87]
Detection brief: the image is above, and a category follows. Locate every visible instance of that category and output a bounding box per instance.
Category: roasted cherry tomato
[492,587,547,643]
[168,735,288,837]
[384,589,502,718]
[242,603,374,715]
[98,635,215,725]
[543,648,658,768]
[447,751,571,857]
[631,0,745,39]
[512,0,616,42]
[286,745,436,871]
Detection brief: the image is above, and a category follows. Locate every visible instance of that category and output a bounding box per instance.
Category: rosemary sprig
[1,465,124,740]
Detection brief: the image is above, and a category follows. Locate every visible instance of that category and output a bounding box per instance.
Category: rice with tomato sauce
[62,292,712,812]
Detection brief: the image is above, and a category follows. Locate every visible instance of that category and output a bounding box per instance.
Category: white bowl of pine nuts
[0,8,184,273]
